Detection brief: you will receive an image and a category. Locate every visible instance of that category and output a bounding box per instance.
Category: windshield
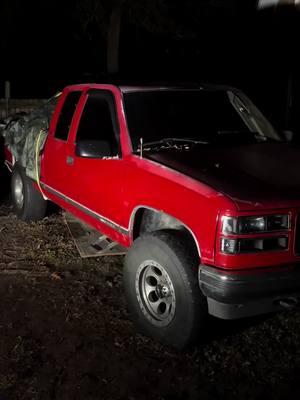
[123,89,281,151]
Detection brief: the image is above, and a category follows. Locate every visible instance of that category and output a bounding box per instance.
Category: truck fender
[129,206,201,259]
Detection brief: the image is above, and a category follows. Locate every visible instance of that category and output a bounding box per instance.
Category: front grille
[295,214,300,255]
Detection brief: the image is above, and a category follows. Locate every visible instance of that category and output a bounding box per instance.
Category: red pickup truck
[2,83,300,349]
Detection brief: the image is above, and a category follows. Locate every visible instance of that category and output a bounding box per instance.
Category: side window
[54,91,81,141]
[76,91,118,155]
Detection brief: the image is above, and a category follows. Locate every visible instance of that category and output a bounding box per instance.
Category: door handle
[66,156,74,165]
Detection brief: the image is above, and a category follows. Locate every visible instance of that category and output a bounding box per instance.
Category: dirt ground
[1,179,300,400]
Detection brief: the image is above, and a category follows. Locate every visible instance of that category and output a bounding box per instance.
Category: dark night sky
[0,0,299,131]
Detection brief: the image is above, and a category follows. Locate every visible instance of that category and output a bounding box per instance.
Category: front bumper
[199,264,300,319]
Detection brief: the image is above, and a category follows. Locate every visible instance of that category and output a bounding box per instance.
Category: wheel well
[132,208,200,260]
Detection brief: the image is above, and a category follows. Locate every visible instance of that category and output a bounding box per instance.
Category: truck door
[65,89,126,234]
[42,89,82,197]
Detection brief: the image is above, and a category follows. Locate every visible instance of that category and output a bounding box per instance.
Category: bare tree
[74,0,255,76]
[74,0,182,75]
[107,0,125,75]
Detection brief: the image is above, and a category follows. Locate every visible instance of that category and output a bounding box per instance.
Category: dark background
[0,0,299,134]
[1,3,300,398]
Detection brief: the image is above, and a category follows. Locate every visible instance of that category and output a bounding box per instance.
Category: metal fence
[0,99,46,119]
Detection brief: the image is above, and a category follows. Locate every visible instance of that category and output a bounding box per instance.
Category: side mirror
[283,130,294,142]
[75,140,112,158]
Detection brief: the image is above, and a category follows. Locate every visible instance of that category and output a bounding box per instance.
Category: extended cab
[2,83,300,348]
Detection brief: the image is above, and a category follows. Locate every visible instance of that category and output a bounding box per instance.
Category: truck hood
[146,142,300,211]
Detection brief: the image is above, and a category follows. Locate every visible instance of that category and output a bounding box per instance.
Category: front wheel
[123,230,207,349]
[11,164,47,221]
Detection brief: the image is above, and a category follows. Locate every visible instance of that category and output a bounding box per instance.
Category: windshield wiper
[137,137,208,153]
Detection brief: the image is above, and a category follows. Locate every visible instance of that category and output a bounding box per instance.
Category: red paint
[5,84,300,271]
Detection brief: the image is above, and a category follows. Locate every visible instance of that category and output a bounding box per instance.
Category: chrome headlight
[222,214,290,235]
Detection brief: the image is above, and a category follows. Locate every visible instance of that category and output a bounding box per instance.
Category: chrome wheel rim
[13,173,24,209]
[135,260,176,327]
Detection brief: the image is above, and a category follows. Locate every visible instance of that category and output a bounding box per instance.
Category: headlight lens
[266,214,290,231]
[220,238,238,254]
[220,236,288,254]
[239,216,265,233]
[222,214,289,235]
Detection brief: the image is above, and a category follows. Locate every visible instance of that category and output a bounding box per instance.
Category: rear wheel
[11,164,47,221]
[123,230,207,349]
